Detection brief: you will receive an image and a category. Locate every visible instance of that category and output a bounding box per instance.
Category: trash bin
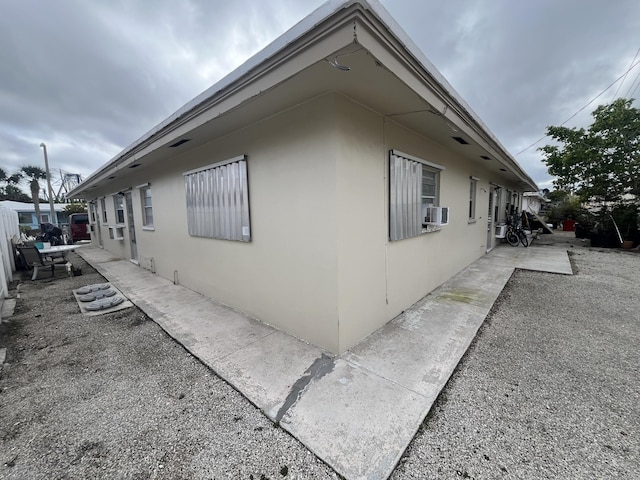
[562,219,576,231]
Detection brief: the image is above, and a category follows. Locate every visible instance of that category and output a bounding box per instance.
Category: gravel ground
[0,257,338,480]
[392,241,640,479]
[1,240,638,479]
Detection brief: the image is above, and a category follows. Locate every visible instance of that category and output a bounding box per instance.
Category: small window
[40,213,50,223]
[113,194,125,224]
[183,155,251,242]
[389,150,444,241]
[469,177,477,221]
[108,226,125,240]
[100,198,108,223]
[140,186,153,227]
[18,213,32,224]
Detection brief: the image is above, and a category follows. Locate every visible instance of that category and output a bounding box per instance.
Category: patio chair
[17,245,66,281]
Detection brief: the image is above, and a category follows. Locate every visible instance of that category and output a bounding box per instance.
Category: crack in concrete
[275,353,334,423]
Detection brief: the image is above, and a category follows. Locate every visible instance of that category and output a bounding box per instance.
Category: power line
[624,60,640,98]
[612,47,640,101]
[515,56,640,156]
[629,79,640,99]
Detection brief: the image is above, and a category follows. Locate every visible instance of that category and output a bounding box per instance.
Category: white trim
[135,182,150,189]
[68,0,537,199]
[470,176,480,181]
[391,149,445,171]
[142,226,155,231]
[108,225,125,241]
[183,155,246,176]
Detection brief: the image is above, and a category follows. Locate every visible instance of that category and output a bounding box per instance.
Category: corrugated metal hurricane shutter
[184,156,251,242]
[389,152,422,241]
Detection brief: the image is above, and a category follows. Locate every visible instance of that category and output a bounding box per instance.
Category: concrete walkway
[76,240,572,480]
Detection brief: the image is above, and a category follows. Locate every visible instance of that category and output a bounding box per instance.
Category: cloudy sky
[1,0,639,194]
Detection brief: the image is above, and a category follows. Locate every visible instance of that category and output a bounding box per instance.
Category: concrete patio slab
[343,299,489,398]
[76,240,572,480]
[486,243,573,275]
[280,358,427,480]
[215,331,326,420]
[98,265,171,292]
[129,292,277,364]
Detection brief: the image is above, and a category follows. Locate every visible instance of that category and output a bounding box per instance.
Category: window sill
[142,226,155,231]
[468,219,477,224]
[108,225,125,241]
[421,225,442,234]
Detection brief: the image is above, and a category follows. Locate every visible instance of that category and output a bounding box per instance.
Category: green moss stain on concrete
[438,290,480,303]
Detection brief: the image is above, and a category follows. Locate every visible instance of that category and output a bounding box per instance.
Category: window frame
[89,201,96,223]
[100,197,108,224]
[389,149,445,241]
[137,183,154,230]
[18,212,32,224]
[183,155,251,242]
[468,177,478,222]
[113,194,125,225]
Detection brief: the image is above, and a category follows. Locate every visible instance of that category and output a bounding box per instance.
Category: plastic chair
[17,246,66,280]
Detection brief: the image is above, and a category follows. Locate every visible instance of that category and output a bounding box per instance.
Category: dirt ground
[0,256,337,479]
[1,237,638,479]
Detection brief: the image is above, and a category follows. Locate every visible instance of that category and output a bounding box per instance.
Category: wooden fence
[0,206,20,302]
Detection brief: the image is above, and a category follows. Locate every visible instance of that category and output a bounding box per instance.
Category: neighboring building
[0,201,70,230]
[523,191,550,214]
[68,0,537,354]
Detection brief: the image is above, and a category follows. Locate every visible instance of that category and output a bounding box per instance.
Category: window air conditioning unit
[424,206,449,226]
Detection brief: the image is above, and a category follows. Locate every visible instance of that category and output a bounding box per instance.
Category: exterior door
[486,186,495,251]
[90,202,103,248]
[125,192,138,262]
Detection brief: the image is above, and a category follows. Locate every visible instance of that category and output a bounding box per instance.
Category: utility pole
[39,143,57,226]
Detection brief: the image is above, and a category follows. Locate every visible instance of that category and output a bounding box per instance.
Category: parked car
[68,213,90,243]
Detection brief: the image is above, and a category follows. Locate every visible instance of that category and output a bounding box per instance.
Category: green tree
[0,167,6,196]
[0,171,30,201]
[18,166,47,224]
[539,98,640,205]
[63,202,87,214]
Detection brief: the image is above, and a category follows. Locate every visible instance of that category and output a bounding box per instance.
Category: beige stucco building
[69,0,537,354]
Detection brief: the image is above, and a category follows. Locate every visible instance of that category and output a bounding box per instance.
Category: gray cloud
[1,0,639,191]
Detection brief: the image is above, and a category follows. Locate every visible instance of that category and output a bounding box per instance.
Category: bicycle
[505,215,528,247]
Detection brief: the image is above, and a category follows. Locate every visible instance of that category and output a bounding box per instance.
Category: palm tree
[19,166,47,225]
[0,170,28,201]
[0,167,6,196]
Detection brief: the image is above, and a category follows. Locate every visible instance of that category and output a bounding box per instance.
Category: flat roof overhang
[69,3,536,198]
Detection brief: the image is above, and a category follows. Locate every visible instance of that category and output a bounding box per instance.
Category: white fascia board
[70,0,538,196]
[355,1,538,190]
[0,201,71,212]
[69,1,364,198]
[70,23,356,198]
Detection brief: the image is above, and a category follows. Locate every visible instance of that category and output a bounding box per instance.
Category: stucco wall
[90,95,341,352]
[87,92,525,354]
[163,95,341,352]
[332,95,517,351]
[334,97,388,352]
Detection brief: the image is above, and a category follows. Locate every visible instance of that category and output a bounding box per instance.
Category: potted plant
[612,205,638,249]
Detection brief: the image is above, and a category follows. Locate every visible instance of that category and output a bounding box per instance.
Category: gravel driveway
[1,243,638,479]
